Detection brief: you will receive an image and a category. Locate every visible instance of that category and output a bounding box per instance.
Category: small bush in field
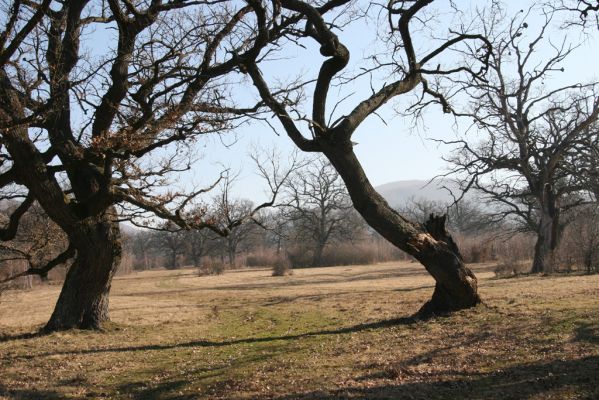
[272,256,293,276]
[198,259,225,276]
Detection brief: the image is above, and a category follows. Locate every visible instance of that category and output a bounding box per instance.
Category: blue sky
[181,0,599,203]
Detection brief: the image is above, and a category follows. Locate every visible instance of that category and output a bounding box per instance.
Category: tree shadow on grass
[270,356,599,400]
[0,331,42,343]
[81,354,599,400]
[121,272,432,297]
[0,386,65,400]
[117,380,192,400]
[573,322,599,344]
[3,315,419,360]
[114,343,295,400]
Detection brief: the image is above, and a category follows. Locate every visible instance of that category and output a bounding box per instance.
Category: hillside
[375,179,463,208]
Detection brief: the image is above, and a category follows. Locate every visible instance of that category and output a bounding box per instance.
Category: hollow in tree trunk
[44,210,122,331]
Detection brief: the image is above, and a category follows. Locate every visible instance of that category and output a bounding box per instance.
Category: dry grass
[0,262,598,399]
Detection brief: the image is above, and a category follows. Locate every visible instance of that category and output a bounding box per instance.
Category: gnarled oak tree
[238,0,492,315]
[0,0,313,330]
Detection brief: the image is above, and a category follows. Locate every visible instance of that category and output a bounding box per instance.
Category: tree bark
[227,241,236,266]
[531,186,560,274]
[311,242,325,267]
[2,74,123,332]
[323,145,480,316]
[44,209,122,331]
[191,247,202,268]
[531,210,559,274]
[167,249,178,270]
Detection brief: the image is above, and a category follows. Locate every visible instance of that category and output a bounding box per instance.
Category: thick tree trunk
[311,242,325,267]
[531,211,559,274]
[191,249,202,268]
[323,146,480,316]
[583,250,593,274]
[166,249,178,270]
[44,210,122,331]
[227,244,236,266]
[190,239,204,268]
[531,187,560,274]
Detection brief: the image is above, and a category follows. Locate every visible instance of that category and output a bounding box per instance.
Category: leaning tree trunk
[44,209,122,331]
[324,146,480,316]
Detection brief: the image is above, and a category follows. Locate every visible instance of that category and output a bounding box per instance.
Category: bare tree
[129,229,155,270]
[0,0,325,330]
[210,147,301,267]
[260,208,291,256]
[556,0,599,28]
[152,222,188,269]
[212,196,258,266]
[237,0,494,315]
[283,157,356,266]
[445,9,599,273]
[185,227,215,268]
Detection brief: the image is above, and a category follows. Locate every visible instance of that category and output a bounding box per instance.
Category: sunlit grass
[1,262,598,399]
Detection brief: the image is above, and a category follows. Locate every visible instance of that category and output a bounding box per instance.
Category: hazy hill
[375,179,463,208]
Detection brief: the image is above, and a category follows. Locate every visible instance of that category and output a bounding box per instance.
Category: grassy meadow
[0,262,598,399]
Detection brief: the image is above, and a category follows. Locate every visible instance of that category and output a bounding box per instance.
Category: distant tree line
[124,156,407,275]
[3,154,599,294]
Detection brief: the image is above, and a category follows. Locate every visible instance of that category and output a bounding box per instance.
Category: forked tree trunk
[44,210,122,331]
[2,68,124,332]
[324,146,480,316]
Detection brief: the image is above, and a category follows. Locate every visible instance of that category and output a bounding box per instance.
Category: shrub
[453,234,495,264]
[243,249,293,276]
[272,256,293,276]
[197,259,225,276]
